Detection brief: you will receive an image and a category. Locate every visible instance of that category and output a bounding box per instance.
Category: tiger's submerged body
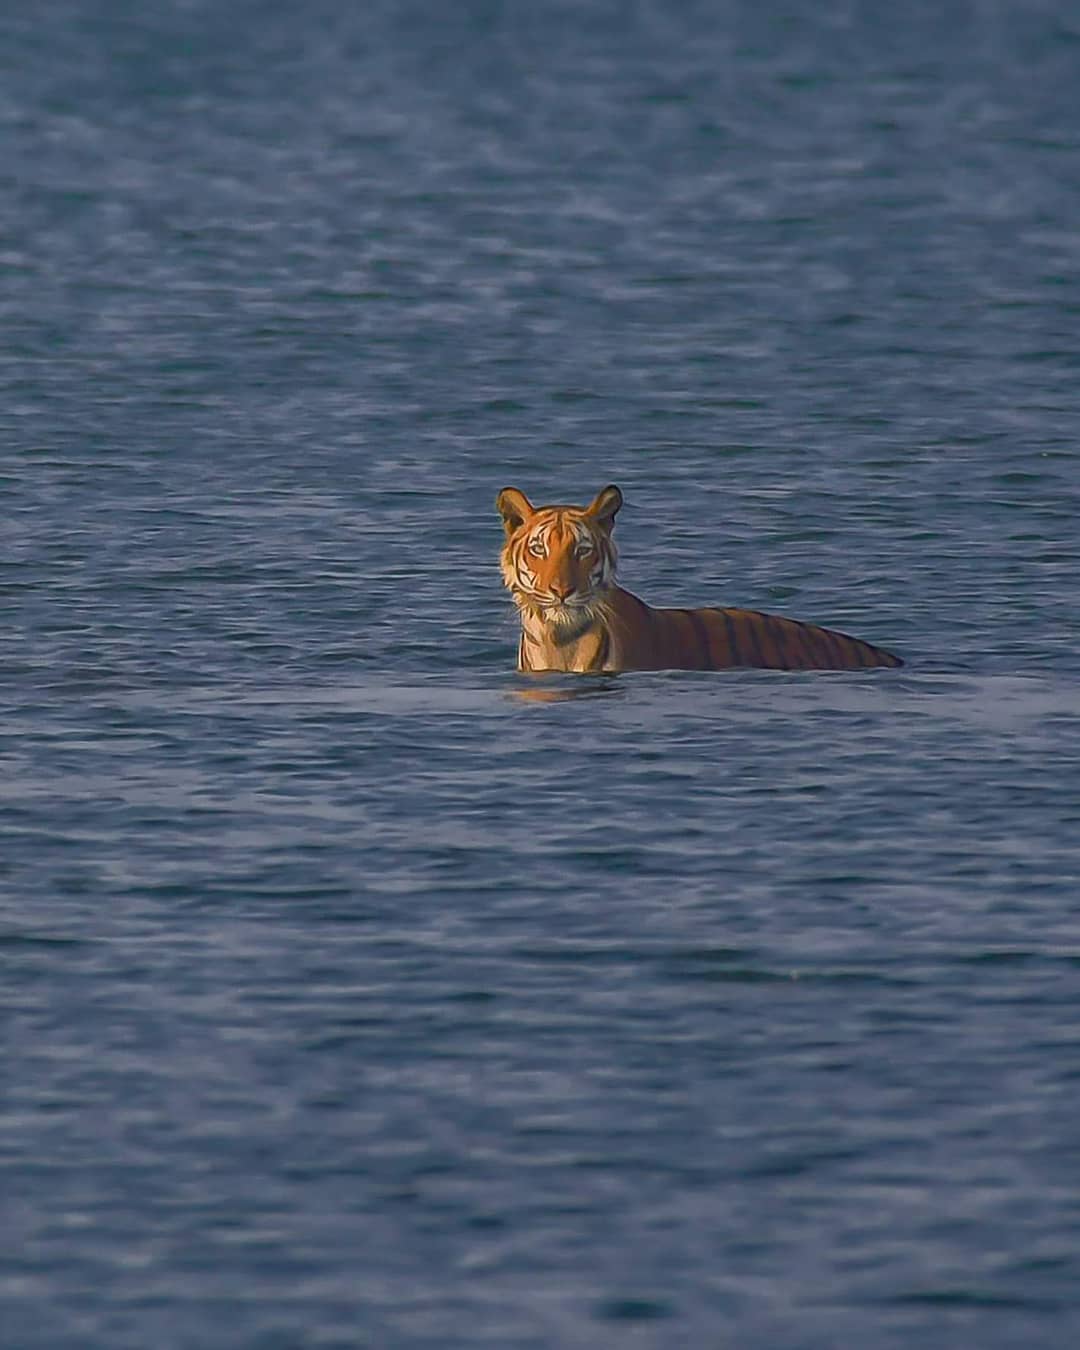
[497,485,903,673]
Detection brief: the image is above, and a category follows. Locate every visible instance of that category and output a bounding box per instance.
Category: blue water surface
[3,2,1080,1346]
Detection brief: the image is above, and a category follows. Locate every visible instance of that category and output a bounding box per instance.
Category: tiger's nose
[549,581,574,601]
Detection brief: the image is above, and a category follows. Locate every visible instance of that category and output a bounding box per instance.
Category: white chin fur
[544,603,595,628]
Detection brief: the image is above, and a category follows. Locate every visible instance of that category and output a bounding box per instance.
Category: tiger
[497,484,903,673]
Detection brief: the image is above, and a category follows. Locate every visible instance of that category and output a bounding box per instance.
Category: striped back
[496,486,903,673]
[654,605,902,670]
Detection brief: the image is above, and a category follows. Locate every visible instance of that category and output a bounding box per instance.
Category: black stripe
[880,644,903,668]
[764,613,791,669]
[783,618,814,669]
[833,628,860,669]
[741,611,767,667]
[742,610,771,668]
[837,630,900,668]
[687,610,713,669]
[848,635,872,669]
[676,609,711,669]
[856,634,899,668]
[826,628,854,667]
[719,609,742,666]
[800,624,828,667]
[815,625,846,669]
[862,638,898,669]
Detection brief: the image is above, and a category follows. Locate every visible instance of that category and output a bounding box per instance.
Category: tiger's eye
[528,538,545,556]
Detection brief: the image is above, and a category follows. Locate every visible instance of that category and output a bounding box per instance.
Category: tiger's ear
[585,484,622,528]
[496,487,535,535]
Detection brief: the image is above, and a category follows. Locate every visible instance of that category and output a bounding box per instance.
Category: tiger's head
[496,484,622,629]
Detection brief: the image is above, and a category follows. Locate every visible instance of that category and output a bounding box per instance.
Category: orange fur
[497,485,903,673]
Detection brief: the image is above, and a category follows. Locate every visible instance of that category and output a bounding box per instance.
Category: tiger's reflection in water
[509,676,624,705]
